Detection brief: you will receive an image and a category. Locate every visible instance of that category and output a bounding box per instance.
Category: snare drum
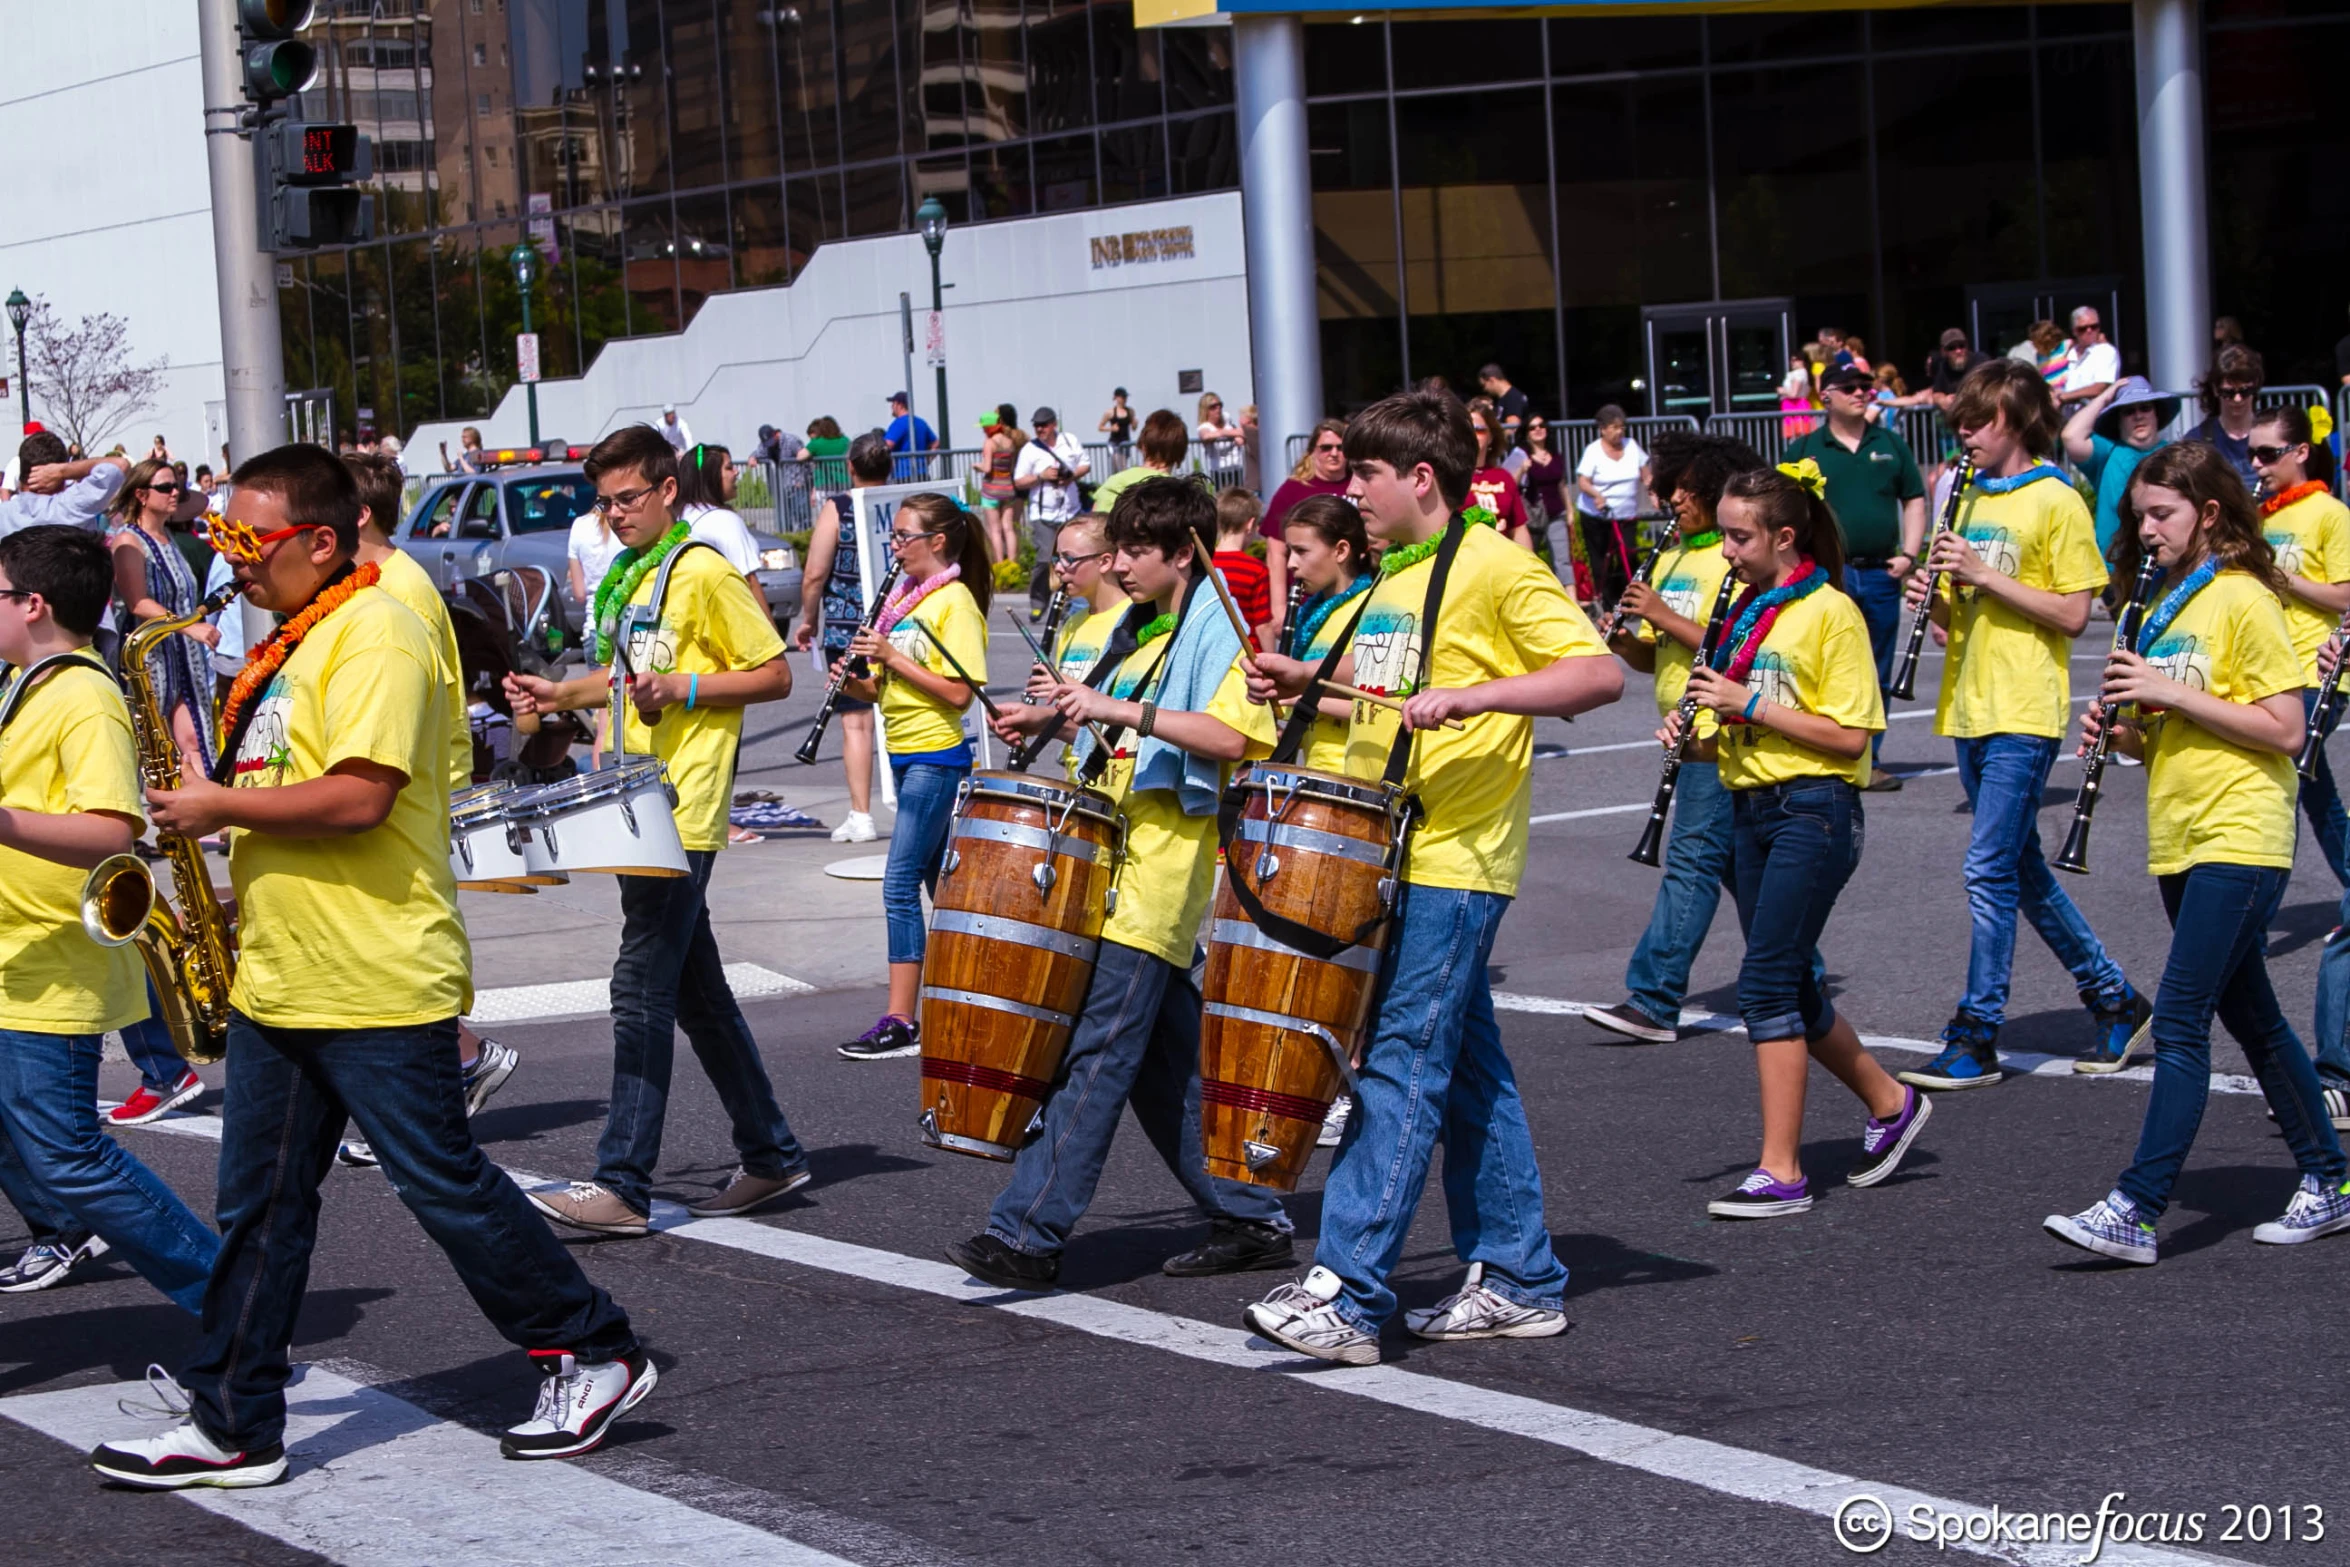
[918,770,1121,1160]
[1200,763,1409,1191]
[519,757,689,877]
[448,783,563,892]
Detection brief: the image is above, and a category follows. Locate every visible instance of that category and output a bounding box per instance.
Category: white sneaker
[0,1233,109,1292]
[336,1138,379,1168]
[1242,1266,1380,1365]
[89,1415,287,1489]
[2252,1174,2350,1246]
[462,1037,521,1117]
[2044,1191,2158,1265]
[1402,1262,1567,1341]
[2324,1085,2350,1133]
[1316,1095,1352,1148]
[500,1348,657,1459]
[831,810,878,844]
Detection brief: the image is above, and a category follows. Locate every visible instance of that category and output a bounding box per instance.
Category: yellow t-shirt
[612,544,787,851]
[0,661,149,1032]
[374,546,473,791]
[1639,536,1734,739]
[1051,603,1117,685]
[1343,523,1606,897]
[1091,644,1277,966]
[1934,477,2108,739]
[2261,489,2350,676]
[879,580,987,757]
[2138,570,2303,876]
[1714,584,1886,790]
[1293,582,1370,772]
[226,586,473,1027]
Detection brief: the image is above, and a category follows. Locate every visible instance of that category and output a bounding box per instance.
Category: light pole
[509,242,541,449]
[5,288,30,429]
[916,195,949,454]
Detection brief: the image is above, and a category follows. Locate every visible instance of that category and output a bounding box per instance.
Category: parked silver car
[396,464,803,645]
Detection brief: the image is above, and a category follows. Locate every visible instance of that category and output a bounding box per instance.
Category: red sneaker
[107,1070,204,1127]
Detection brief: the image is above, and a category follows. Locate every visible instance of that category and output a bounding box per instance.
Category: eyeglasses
[210,518,310,564]
[591,483,660,514]
[0,588,34,602]
[890,528,946,546]
[2249,444,2298,464]
[2219,385,2260,401]
[1053,549,1111,569]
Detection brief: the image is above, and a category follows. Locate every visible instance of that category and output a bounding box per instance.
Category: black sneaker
[500,1347,657,1460]
[944,1232,1060,1290]
[2075,989,2154,1074]
[1161,1220,1295,1277]
[0,1233,108,1292]
[1897,1013,2003,1091]
[1582,1000,1677,1045]
[838,1014,919,1060]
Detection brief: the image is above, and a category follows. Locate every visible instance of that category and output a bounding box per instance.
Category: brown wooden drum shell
[1200,764,1400,1191]
[918,772,1117,1161]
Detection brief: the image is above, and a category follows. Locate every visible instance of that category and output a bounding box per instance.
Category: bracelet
[1138,700,1157,740]
[687,673,699,711]
[1743,692,1763,722]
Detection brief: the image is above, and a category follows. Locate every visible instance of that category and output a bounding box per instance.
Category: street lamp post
[5,288,30,430]
[509,243,541,449]
[916,196,949,457]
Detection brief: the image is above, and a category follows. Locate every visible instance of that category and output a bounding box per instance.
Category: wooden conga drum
[918,771,1121,1160]
[1201,764,1409,1190]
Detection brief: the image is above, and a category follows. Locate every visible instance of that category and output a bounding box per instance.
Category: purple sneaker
[837,1014,919,1061]
[1846,1084,1934,1188]
[1707,1169,1813,1219]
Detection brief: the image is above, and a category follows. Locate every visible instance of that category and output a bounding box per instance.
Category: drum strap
[608,539,724,759]
[1073,594,1183,788]
[0,653,114,735]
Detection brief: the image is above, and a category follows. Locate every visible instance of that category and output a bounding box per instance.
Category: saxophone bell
[80,853,157,947]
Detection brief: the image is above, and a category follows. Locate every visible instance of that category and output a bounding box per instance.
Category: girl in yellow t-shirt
[2250,404,2350,881]
[1664,465,1920,1221]
[839,492,992,1058]
[1277,493,1372,773]
[2046,442,2350,1266]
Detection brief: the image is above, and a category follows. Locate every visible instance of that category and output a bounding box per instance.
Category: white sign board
[847,478,960,803]
[516,332,541,384]
[923,310,946,369]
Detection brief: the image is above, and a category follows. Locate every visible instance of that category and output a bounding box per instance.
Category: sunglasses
[2249,444,2299,464]
[2219,385,2260,401]
[146,481,182,495]
[591,483,661,514]
[2074,322,2100,334]
[1312,442,1344,454]
[210,517,312,564]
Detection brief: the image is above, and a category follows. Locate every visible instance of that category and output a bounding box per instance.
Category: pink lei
[880,563,962,631]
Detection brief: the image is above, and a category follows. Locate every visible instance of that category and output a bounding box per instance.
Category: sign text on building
[1089,226,1197,270]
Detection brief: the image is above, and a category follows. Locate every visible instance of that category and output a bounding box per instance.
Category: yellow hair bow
[1776,457,1827,499]
[2312,403,2335,444]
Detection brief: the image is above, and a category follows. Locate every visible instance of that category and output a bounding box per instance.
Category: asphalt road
[4,605,2344,1567]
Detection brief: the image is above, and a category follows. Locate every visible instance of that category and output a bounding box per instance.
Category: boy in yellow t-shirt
[1240,391,1623,1365]
[1006,512,1121,771]
[2249,405,2350,882]
[103,447,646,1488]
[0,526,216,1307]
[504,425,804,1236]
[1900,360,2147,1089]
[959,478,1289,1288]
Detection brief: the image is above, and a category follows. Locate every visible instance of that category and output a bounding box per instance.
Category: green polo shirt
[1784,419,1924,561]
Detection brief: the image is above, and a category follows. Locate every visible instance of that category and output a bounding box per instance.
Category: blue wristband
[687,673,699,711]
[1743,691,1762,722]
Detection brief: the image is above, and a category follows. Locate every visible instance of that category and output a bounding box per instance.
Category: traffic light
[262,121,375,249]
[236,1,317,107]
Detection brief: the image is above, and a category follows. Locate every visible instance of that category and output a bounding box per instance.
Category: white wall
[0,0,222,462]
[401,191,1254,472]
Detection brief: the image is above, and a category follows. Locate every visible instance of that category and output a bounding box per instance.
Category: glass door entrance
[1641,300,1794,419]
[1965,278,2123,364]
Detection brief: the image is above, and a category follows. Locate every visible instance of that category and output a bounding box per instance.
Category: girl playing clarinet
[1276,493,1373,773]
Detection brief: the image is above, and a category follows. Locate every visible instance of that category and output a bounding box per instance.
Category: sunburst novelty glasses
[210,516,312,564]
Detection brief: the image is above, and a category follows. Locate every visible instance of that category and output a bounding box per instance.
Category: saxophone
[80,586,243,1064]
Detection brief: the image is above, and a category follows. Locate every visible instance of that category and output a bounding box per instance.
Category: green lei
[1380,510,1493,579]
[591,519,693,663]
[1133,611,1177,647]
[1680,528,1723,550]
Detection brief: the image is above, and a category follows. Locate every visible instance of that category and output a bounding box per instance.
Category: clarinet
[1629,570,1741,868]
[794,560,904,765]
[2297,602,2350,779]
[1278,579,1307,657]
[2053,554,2166,875]
[1009,588,1074,773]
[1599,531,1671,640]
[1888,454,1976,701]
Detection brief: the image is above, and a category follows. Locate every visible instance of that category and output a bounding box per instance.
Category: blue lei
[2134,555,2224,654]
[1970,462,2070,496]
[1709,561,1831,677]
[1291,575,1370,656]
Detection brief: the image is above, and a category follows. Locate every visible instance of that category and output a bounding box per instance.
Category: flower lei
[878,563,962,633]
[1709,559,1827,695]
[1292,574,1371,654]
[2261,480,2330,516]
[591,519,693,664]
[215,562,381,757]
[1133,611,1178,647]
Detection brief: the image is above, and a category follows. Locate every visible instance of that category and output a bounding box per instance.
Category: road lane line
[464,961,811,1024]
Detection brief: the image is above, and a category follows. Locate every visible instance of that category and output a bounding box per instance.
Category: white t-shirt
[2059,341,2120,396]
[1014,431,1086,524]
[567,513,627,597]
[683,503,760,573]
[1575,437,1648,519]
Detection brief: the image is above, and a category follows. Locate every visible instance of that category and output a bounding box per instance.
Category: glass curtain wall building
[282,0,2350,441]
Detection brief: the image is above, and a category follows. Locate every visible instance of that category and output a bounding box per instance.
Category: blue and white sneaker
[2044,1191,2158,1265]
[0,1233,109,1292]
[2074,991,2153,1074]
[1898,1041,2002,1092]
[2251,1175,2350,1246]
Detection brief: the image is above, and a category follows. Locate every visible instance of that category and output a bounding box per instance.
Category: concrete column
[2133,0,2210,397]
[1234,14,1324,454]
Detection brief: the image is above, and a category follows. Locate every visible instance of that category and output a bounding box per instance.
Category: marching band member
[2249,404,2350,882]
[1675,464,1924,1219]
[1241,390,1620,1364]
[1041,512,1121,688]
[835,493,992,1060]
[953,477,1292,1288]
[1899,360,2149,1088]
[1275,492,1373,773]
[2045,443,2350,1264]
[505,425,806,1235]
[100,446,648,1486]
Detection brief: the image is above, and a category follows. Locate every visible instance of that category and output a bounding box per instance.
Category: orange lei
[2261,480,2330,516]
[214,562,381,753]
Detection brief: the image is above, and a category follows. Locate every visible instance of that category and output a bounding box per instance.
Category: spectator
[2052,307,2120,407]
[2213,315,2245,350]
[1238,402,1262,493]
[1905,327,1994,437]
[658,403,694,451]
[976,405,1025,565]
[1464,397,1532,550]
[1195,391,1242,488]
[378,434,403,468]
[1098,387,1135,463]
[1779,352,1818,438]
[1843,335,1874,374]
[753,424,787,465]
[884,391,936,479]
[1572,403,1651,600]
[1263,416,1347,613]
[566,480,626,605]
[1090,409,1187,515]
[1870,363,1908,421]
[1014,405,1089,617]
[674,442,761,593]
[2061,376,2178,560]
[1818,326,1852,369]
[792,432,896,846]
[1478,362,1529,438]
[105,459,216,779]
[799,415,850,490]
[1211,486,1273,643]
[0,430,128,538]
[1519,414,1568,541]
[2007,319,2054,364]
[148,434,171,465]
[2184,342,2266,491]
[440,426,487,474]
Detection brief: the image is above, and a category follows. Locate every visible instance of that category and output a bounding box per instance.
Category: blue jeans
[1845,564,1902,768]
[2116,864,2347,1219]
[1952,733,2129,1026]
[183,1012,635,1450]
[1314,884,1565,1331]
[1625,759,1826,1022]
[122,979,187,1093]
[0,1028,215,1310]
[2299,688,2350,885]
[988,939,1289,1256]
[885,759,968,967]
[598,850,806,1215]
[1731,780,1862,1043]
[2314,884,2350,1090]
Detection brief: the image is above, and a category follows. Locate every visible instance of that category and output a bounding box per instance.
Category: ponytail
[1720,467,1848,581]
[898,491,994,614]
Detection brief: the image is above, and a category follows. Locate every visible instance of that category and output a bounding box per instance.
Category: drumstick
[1312,679,1467,731]
[922,621,1115,757]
